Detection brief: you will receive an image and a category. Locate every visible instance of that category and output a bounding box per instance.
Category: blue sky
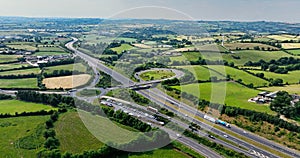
[0,0,299,22]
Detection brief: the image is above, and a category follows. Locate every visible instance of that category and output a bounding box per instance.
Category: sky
[0,0,300,22]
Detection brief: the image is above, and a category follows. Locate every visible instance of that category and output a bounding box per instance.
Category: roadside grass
[55,111,139,154]
[76,89,101,97]
[224,43,279,51]
[259,84,300,94]
[0,100,56,114]
[7,44,37,51]
[140,70,175,81]
[0,78,38,88]
[248,70,300,84]
[207,65,269,87]
[0,116,49,158]
[33,51,69,56]
[0,55,22,63]
[111,44,134,54]
[43,74,91,89]
[0,68,40,75]
[123,146,190,158]
[172,82,274,114]
[44,63,87,74]
[170,51,202,62]
[0,63,30,70]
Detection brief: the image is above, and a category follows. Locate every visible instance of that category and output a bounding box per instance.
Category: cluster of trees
[16,91,75,108]
[0,73,37,79]
[44,112,60,150]
[245,57,300,74]
[0,110,55,118]
[39,58,75,68]
[134,62,167,72]
[270,91,300,119]
[222,105,300,133]
[121,27,175,41]
[0,94,13,100]
[183,130,247,158]
[43,70,84,78]
[96,71,121,88]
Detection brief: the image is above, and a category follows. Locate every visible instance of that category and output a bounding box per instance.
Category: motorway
[66,38,300,158]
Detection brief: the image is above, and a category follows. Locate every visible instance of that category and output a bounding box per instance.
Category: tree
[270,91,292,113]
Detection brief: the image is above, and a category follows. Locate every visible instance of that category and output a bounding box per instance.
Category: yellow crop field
[43,74,91,89]
[281,43,300,49]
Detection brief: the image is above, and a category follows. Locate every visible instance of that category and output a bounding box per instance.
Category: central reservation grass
[0,116,49,158]
[0,78,38,88]
[172,82,274,114]
[140,70,176,81]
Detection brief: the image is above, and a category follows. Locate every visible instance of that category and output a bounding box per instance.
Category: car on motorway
[176,134,182,138]
[223,134,228,138]
[208,135,215,139]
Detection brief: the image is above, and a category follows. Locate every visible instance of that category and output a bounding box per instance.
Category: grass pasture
[43,74,91,89]
[0,68,40,75]
[140,70,175,81]
[172,82,274,114]
[0,78,38,88]
[55,111,140,154]
[224,43,279,51]
[7,44,37,51]
[267,34,297,41]
[33,51,69,56]
[0,116,49,158]
[0,63,30,71]
[176,65,225,81]
[248,70,300,84]
[111,44,134,54]
[38,46,66,52]
[259,84,300,94]
[0,55,21,63]
[0,100,55,114]
[287,49,300,55]
[222,50,293,65]
[77,89,100,97]
[207,65,269,87]
[44,63,87,74]
[125,147,189,158]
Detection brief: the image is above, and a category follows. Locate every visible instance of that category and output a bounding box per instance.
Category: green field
[0,116,49,158]
[111,44,134,54]
[287,49,300,55]
[172,82,274,114]
[207,65,269,87]
[44,63,87,74]
[170,51,202,62]
[33,51,69,56]
[38,46,66,52]
[0,100,55,114]
[259,84,300,94]
[140,70,175,81]
[7,44,37,51]
[224,43,279,51]
[248,70,300,84]
[0,68,40,75]
[0,63,30,70]
[0,78,38,88]
[0,55,21,63]
[55,111,139,154]
[176,65,225,81]
[222,50,294,65]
